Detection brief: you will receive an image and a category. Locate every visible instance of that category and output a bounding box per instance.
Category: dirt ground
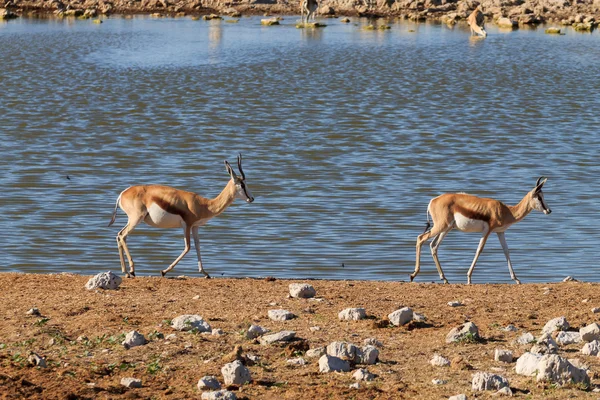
[1,273,599,399]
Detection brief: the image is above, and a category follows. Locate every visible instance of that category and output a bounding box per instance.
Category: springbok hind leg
[430,226,452,284]
[116,214,145,278]
[412,225,446,283]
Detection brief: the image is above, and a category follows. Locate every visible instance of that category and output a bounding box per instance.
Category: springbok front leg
[117,214,146,278]
[160,225,191,277]
[497,232,520,284]
[192,226,211,279]
[466,229,490,284]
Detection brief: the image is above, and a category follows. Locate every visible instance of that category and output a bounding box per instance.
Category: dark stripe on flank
[151,197,187,219]
[452,204,490,223]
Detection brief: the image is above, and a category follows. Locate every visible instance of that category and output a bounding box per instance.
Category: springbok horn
[536,176,545,187]
[237,153,245,180]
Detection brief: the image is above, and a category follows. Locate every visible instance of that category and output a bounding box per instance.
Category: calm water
[1,16,599,283]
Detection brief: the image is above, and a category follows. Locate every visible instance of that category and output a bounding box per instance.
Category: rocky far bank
[0,272,599,399]
[1,0,600,31]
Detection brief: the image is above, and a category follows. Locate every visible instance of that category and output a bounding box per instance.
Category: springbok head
[225,153,254,203]
[531,176,551,214]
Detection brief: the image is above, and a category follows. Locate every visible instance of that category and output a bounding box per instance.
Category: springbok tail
[423,202,432,233]
[107,191,124,227]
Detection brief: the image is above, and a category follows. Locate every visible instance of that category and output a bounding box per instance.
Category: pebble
[120,377,142,388]
[447,301,462,307]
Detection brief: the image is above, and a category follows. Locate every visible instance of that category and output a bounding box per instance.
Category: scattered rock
[581,340,600,356]
[286,357,306,366]
[289,283,316,298]
[26,308,41,316]
[341,17,350,23]
[171,315,211,332]
[85,271,122,290]
[432,379,447,385]
[120,377,142,388]
[221,360,251,385]
[580,323,600,342]
[309,326,320,332]
[413,312,427,322]
[211,328,224,336]
[497,17,517,28]
[471,372,509,391]
[556,331,582,345]
[306,347,326,358]
[592,307,600,314]
[197,376,221,390]
[353,368,375,381]
[430,354,450,367]
[545,27,562,34]
[388,307,413,326]
[363,338,383,348]
[122,330,147,349]
[530,333,558,355]
[27,353,47,368]
[494,349,513,363]
[268,309,295,321]
[515,352,542,376]
[165,333,176,341]
[515,332,535,345]
[503,324,518,332]
[449,395,467,400]
[338,308,366,321]
[447,301,462,307]
[349,382,360,389]
[446,322,480,343]
[542,316,570,334]
[326,341,357,361]
[357,345,379,365]
[318,354,350,372]
[261,18,279,25]
[246,324,269,339]
[259,331,296,345]
[563,276,576,282]
[201,390,237,400]
[536,354,590,387]
[495,386,514,396]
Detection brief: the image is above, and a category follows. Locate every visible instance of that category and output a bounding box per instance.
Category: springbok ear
[224,160,236,179]
[534,176,547,192]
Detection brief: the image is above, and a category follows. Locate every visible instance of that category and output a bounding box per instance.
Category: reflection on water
[0,16,600,283]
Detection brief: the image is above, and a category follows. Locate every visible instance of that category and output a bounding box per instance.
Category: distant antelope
[467,5,487,37]
[412,177,551,285]
[300,0,318,23]
[108,154,254,278]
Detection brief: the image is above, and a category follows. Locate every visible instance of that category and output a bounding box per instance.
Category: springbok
[107,154,254,278]
[300,0,318,24]
[467,5,487,37]
[412,177,551,285]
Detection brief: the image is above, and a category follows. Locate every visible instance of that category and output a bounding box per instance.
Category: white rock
[536,354,590,387]
[221,360,251,385]
[318,354,350,373]
[28,353,47,368]
[556,331,581,345]
[246,324,268,339]
[326,341,358,361]
[449,395,467,400]
[592,307,600,314]
[349,382,360,389]
[120,377,142,388]
[211,328,224,336]
[197,375,221,390]
[515,352,542,376]
[85,271,122,290]
[563,276,576,282]
[26,308,41,316]
[494,349,513,363]
[471,372,509,391]
[122,330,147,349]
[306,347,326,358]
[503,324,518,332]
[495,386,513,396]
[363,338,383,348]
[259,331,296,345]
[446,322,479,343]
[353,368,375,381]
[193,295,200,300]
[432,379,447,385]
[581,340,600,356]
[447,301,462,307]
[165,334,177,341]
[542,316,570,334]
[430,354,450,367]
[357,345,379,365]
[388,307,413,326]
[268,309,295,321]
[413,312,427,322]
[309,326,321,332]
[530,333,558,355]
[171,315,211,332]
[289,283,316,298]
[580,323,600,342]
[515,332,535,345]
[338,308,366,321]
[201,390,237,400]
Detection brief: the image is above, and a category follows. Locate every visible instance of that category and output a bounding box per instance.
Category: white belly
[144,203,184,228]
[454,213,488,233]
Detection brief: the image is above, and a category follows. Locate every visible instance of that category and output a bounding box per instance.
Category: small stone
[318,354,350,373]
[530,333,558,355]
[580,323,600,342]
[289,283,316,298]
[563,276,576,282]
[592,307,600,314]
[201,390,237,400]
[26,308,41,316]
[430,354,450,367]
[341,17,350,23]
[85,271,122,290]
[338,308,366,321]
[556,331,581,345]
[447,301,462,307]
[471,372,509,391]
[353,368,374,381]
[503,325,518,332]
[120,377,142,388]
[357,345,379,365]
[211,328,224,336]
[306,347,326,358]
[581,340,600,356]
[28,353,47,368]
[193,295,200,300]
[286,357,306,366]
[165,334,177,341]
[171,315,211,332]
[246,324,268,339]
[542,316,569,334]
[349,382,360,389]
[388,307,413,326]
[309,326,321,332]
[413,312,427,322]
[446,322,479,343]
[259,331,296,345]
[221,360,251,385]
[197,375,221,390]
[363,338,383,348]
[494,386,513,396]
[122,330,147,349]
[432,379,447,385]
[515,332,535,345]
[494,349,513,363]
[449,395,467,400]
[268,309,295,321]
[326,341,357,361]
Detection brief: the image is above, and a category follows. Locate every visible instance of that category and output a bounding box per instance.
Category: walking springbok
[467,5,487,37]
[107,154,254,279]
[300,0,318,24]
[412,177,551,285]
